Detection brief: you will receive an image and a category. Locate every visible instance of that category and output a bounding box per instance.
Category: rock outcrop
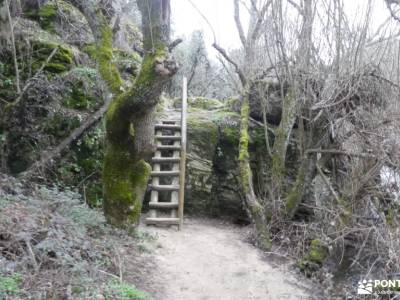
[154,97,270,221]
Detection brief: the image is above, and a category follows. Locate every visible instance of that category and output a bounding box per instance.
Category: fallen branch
[20,96,112,178]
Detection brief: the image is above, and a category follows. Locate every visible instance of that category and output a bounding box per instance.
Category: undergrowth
[0,174,154,299]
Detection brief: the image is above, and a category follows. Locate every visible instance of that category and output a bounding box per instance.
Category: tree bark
[239,92,271,250]
[213,0,272,249]
[67,0,177,227]
[102,0,177,227]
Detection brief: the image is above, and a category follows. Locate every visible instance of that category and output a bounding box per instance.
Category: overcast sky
[171,0,393,54]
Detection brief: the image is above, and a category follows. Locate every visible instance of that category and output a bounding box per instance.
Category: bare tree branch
[250,0,271,44]
[287,0,303,15]
[234,0,247,47]
[212,42,247,86]
[168,38,183,52]
[386,0,400,24]
[187,0,217,43]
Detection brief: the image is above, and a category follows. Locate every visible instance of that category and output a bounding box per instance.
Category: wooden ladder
[145,78,187,229]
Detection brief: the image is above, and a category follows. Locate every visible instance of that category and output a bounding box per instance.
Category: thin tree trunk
[239,91,271,250]
[5,0,20,94]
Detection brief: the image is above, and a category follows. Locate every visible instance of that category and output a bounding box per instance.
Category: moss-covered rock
[181,107,254,220]
[174,97,224,111]
[26,2,57,32]
[31,41,74,74]
[298,239,329,277]
[37,2,58,32]
[61,67,101,110]
[26,0,93,44]
[185,116,218,215]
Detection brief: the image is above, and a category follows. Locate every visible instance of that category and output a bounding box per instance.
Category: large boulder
[185,114,218,215]
[160,98,270,221]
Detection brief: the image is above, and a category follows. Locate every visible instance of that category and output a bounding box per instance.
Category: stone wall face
[179,98,264,220]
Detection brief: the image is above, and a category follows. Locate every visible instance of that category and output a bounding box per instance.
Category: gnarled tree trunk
[103,0,177,227]
[67,0,177,227]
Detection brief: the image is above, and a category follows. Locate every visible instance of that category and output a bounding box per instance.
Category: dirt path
[141,218,315,300]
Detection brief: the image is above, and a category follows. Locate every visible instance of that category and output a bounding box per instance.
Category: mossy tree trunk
[239,90,271,250]
[68,0,177,227]
[212,0,273,249]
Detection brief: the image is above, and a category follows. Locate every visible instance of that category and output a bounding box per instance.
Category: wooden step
[161,120,179,124]
[155,124,181,130]
[155,135,181,141]
[149,202,179,209]
[152,157,180,163]
[149,184,180,191]
[157,145,181,151]
[145,217,180,225]
[151,171,180,176]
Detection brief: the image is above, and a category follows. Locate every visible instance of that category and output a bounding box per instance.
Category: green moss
[83,43,97,58]
[187,116,218,160]
[31,41,74,74]
[103,144,151,227]
[222,126,240,145]
[113,49,142,77]
[238,100,252,194]
[188,117,218,133]
[285,162,306,217]
[238,103,250,162]
[26,2,57,32]
[132,48,166,88]
[308,239,328,263]
[81,18,124,93]
[64,82,94,110]
[27,0,75,32]
[189,97,223,110]
[38,3,57,32]
[271,90,296,187]
[44,63,68,73]
[97,26,123,93]
[226,97,240,110]
[187,117,218,146]
[298,239,328,276]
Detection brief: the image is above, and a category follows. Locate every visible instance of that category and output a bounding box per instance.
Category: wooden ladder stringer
[146,77,187,229]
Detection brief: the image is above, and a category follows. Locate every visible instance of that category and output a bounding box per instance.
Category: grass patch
[105,280,151,300]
